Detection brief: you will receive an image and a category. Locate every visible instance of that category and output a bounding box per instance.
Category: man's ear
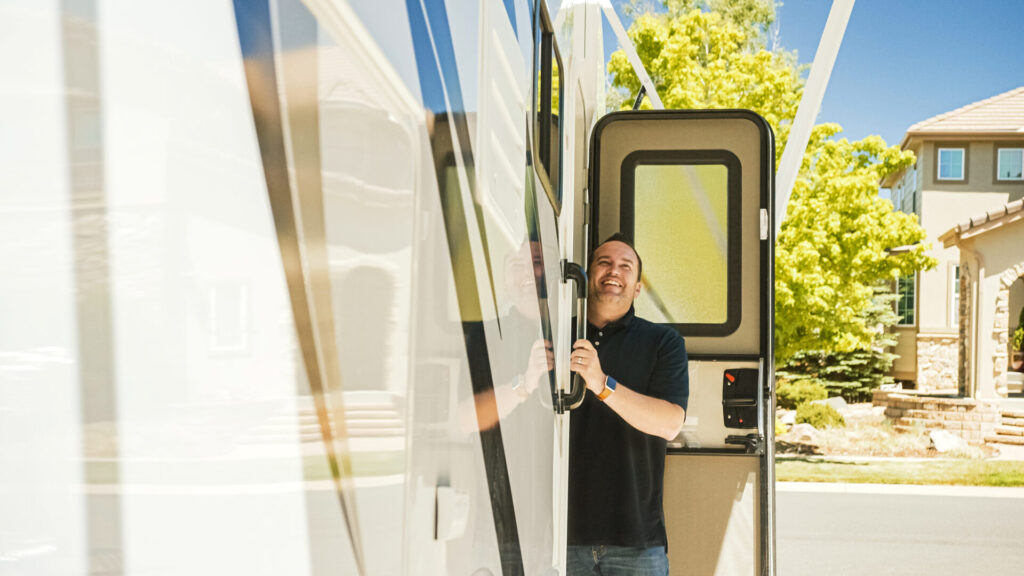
[633,282,642,298]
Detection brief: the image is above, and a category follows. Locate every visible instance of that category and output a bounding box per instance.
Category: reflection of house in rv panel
[882,86,1024,397]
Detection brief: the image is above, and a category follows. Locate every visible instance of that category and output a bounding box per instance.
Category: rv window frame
[620,149,743,336]
[531,0,564,214]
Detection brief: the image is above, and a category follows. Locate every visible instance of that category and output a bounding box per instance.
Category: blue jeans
[567,545,669,576]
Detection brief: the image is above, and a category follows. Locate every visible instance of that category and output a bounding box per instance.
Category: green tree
[777,285,902,402]
[608,0,802,163]
[606,0,937,372]
[775,127,935,363]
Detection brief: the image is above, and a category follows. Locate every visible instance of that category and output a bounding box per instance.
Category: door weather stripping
[599,0,664,110]
[774,0,855,233]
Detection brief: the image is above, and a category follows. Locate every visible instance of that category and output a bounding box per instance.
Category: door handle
[559,259,587,413]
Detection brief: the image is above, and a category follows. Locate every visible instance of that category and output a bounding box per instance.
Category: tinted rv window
[533,1,562,212]
[621,150,741,336]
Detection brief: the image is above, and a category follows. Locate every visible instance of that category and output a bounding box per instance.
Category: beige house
[939,200,1024,399]
[882,86,1024,392]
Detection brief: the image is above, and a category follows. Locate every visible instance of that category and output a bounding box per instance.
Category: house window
[997,148,1023,181]
[938,148,964,180]
[950,265,960,327]
[897,274,916,326]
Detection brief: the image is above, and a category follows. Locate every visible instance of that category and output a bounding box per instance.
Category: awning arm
[599,0,665,110]
[774,0,855,234]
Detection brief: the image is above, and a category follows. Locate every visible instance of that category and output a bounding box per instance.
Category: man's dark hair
[590,232,643,281]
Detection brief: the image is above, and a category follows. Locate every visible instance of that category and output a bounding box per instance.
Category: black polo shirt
[567,306,688,549]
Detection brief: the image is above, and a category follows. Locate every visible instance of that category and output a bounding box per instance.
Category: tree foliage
[608,0,801,163]
[607,0,937,372]
[775,127,935,363]
[777,286,902,402]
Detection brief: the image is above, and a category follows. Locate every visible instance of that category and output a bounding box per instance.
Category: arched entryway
[993,263,1024,396]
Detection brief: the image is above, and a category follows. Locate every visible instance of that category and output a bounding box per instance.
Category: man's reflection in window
[459,239,554,433]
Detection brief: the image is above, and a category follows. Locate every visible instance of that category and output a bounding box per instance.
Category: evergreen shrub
[777,286,901,403]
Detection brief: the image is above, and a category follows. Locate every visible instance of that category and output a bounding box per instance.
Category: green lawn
[776,458,1024,487]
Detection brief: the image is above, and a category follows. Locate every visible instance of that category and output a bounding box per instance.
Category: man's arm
[570,339,686,441]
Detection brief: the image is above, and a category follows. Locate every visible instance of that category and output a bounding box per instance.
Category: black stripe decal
[60,3,125,572]
[231,2,365,574]
[405,0,525,573]
[420,0,503,336]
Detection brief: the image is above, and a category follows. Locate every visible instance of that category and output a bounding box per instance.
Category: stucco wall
[920,190,1010,331]
[920,141,1024,194]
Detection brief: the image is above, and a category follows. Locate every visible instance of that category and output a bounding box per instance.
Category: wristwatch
[596,375,617,401]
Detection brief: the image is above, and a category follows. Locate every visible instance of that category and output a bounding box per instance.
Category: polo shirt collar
[589,305,635,335]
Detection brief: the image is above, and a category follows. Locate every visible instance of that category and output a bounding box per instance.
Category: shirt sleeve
[648,329,689,411]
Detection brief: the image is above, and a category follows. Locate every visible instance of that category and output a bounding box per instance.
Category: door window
[621,150,741,335]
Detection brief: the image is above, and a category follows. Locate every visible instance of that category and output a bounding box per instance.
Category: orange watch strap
[597,376,616,401]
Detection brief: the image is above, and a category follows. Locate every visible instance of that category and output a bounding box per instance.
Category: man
[567,233,689,576]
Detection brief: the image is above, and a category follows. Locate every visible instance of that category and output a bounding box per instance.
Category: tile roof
[904,86,1024,141]
[939,198,1024,246]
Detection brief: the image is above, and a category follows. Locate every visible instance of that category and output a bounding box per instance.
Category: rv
[1,0,785,574]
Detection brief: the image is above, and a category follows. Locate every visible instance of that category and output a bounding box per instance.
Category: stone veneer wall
[916,334,958,392]
[872,390,998,444]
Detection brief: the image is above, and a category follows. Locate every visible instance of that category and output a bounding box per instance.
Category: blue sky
[606,0,1024,148]
[777,0,1024,147]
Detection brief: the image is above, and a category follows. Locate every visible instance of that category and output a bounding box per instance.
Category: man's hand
[570,339,606,394]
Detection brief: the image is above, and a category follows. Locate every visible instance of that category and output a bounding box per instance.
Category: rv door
[588,110,776,576]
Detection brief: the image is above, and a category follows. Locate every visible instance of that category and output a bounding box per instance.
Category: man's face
[588,241,641,306]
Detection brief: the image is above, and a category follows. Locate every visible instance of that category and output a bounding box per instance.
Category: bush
[776,378,827,410]
[775,418,788,436]
[1013,306,1023,351]
[796,403,845,429]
